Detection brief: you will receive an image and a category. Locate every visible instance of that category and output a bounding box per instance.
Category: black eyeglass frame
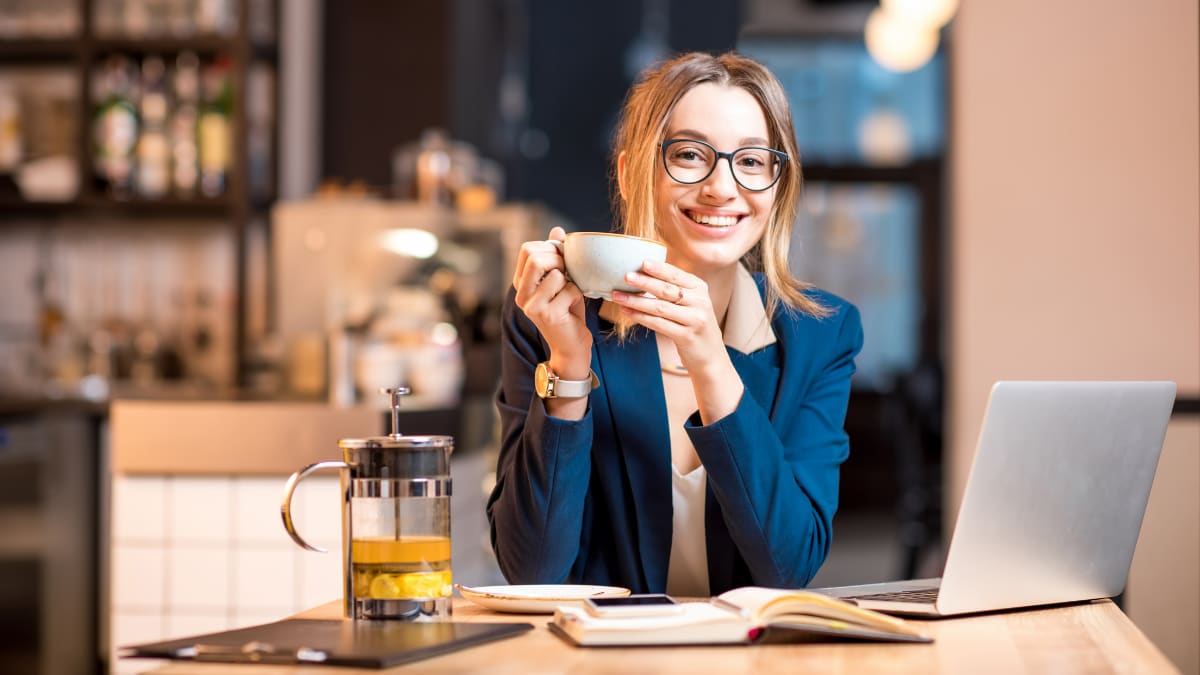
[659,138,789,192]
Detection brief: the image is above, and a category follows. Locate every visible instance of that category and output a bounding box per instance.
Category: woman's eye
[671,148,707,164]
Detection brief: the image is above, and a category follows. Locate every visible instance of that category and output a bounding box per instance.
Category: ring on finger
[670,284,685,305]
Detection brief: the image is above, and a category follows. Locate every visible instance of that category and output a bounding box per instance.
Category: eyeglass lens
[663,140,783,191]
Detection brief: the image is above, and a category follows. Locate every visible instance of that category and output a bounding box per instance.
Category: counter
[127,597,1178,674]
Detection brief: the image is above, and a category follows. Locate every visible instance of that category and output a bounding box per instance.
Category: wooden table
[131,597,1178,674]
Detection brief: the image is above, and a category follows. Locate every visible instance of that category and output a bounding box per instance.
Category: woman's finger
[623,270,693,305]
[612,288,693,319]
[641,258,701,289]
[617,303,701,339]
[514,244,566,302]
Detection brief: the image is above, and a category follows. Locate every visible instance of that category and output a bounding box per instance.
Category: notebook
[120,618,534,669]
[812,381,1176,618]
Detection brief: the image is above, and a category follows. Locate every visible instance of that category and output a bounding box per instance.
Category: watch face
[534,362,552,398]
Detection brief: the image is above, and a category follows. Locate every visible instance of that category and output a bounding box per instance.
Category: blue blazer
[487,276,863,594]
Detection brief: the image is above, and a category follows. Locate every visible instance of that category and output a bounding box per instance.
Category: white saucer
[455,583,631,614]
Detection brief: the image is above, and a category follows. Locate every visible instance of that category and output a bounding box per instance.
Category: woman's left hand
[611,258,725,377]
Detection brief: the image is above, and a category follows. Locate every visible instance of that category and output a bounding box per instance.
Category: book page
[717,587,915,633]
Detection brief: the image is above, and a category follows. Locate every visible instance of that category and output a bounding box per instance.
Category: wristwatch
[534,362,599,399]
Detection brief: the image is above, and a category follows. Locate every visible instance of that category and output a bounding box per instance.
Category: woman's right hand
[512,226,593,382]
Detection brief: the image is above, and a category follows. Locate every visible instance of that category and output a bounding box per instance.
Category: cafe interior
[0,0,1196,673]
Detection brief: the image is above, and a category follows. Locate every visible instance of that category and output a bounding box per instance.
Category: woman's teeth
[688,212,739,227]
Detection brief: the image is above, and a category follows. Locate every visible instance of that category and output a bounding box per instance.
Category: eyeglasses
[660,138,788,192]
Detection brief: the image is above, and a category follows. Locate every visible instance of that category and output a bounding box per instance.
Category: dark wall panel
[322,2,453,187]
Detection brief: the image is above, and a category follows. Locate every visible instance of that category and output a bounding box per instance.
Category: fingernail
[611,291,627,301]
[642,259,657,270]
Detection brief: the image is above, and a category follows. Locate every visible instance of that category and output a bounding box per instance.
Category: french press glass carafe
[281,387,454,620]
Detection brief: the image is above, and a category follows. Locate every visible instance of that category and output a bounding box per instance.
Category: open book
[550,587,931,647]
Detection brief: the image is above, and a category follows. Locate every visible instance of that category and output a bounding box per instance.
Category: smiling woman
[488,52,864,599]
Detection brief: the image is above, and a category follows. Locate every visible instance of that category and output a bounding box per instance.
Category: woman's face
[654,82,776,278]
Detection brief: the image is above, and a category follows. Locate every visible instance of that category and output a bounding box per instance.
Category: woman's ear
[616,150,629,201]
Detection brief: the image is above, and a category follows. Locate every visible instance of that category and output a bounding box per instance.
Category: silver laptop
[812,381,1176,617]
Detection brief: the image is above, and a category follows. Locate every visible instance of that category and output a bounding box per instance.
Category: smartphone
[583,594,684,618]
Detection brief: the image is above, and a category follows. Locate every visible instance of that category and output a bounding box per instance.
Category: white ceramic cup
[549,232,668,300]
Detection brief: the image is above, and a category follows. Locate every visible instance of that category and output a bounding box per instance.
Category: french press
[281,387,454,620]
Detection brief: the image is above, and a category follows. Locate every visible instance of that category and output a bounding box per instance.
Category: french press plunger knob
[379,386,410,439]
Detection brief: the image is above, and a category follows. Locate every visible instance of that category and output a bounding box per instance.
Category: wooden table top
[132,596,1178,674]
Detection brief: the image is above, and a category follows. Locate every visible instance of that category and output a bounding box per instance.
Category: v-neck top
[605,264,778,597]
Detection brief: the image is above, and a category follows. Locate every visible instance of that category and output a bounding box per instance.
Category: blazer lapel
[592,322,673,592]
[727,345,781,418]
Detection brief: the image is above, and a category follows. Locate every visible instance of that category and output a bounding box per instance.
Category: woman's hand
[611,259,743,423]
[512,226,593,384]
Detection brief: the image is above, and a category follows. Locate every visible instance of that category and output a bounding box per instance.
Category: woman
[487,51,863,596]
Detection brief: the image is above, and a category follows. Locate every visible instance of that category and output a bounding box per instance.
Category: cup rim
[565,231,665,247]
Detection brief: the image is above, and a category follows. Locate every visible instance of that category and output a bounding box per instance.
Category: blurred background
[0,0,1195,673]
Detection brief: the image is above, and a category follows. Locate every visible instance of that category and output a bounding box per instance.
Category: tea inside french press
[282,387,454,620]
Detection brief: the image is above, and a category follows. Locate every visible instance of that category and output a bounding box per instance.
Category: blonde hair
[610,51,828,335]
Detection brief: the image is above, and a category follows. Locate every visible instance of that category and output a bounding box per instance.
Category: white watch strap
[549,373,595,398]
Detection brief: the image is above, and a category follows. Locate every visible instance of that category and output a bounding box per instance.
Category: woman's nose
[701,157,739,200]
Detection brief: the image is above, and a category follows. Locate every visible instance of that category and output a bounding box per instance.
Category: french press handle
[280,460,349,552]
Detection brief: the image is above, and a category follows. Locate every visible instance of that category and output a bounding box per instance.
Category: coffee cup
[549,232,667,300]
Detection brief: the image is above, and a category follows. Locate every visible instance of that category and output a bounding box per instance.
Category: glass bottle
[170,51,200,196]
[197,57,230,198]
[92,55,139,198]
[136,55,170,199]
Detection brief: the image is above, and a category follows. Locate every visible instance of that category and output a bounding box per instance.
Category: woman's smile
[683,209,744,228]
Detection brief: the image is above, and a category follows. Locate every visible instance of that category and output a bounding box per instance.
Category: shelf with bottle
[0,0,280,389]
[85,51,275,208]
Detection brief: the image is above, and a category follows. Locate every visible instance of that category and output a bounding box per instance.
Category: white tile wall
[169,477,232,545]
[164,613,233,639]
[233,477,293,547]
[112,613,167,646]
[167,545,231,611]
[232,548,295,611]
[296,474,344,553]
[111,476,167,541]
[110,545,166,611]
[298,545,344,609]
[109,474,342,675]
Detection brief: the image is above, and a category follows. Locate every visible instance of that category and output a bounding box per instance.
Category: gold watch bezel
[534,362,598,399]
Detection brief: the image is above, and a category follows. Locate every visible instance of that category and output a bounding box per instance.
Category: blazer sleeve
[687,301,864,587]
[486,288,594,584]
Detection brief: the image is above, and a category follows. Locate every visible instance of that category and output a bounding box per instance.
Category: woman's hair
[611,51,829,325]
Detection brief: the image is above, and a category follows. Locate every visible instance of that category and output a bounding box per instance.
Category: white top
[666,463,709,597]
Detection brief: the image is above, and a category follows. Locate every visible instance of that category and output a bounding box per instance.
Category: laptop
[812,380,1176,617]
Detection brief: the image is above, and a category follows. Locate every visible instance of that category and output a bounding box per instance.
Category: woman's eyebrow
[666,129,770,147]
[668,129,710,141]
